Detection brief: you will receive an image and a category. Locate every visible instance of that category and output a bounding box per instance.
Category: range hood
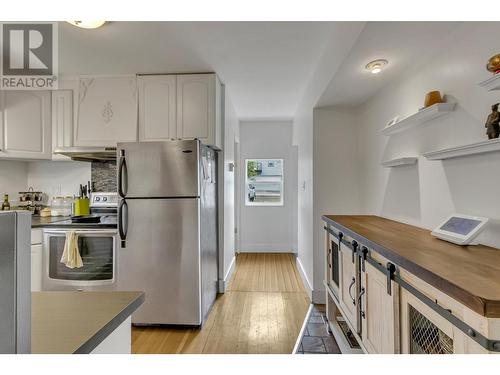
[53,147,117,162]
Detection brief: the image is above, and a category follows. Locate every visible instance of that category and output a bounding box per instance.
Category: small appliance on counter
[431,213,489,245]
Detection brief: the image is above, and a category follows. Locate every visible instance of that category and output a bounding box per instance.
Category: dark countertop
[323,215,500,318]
[31,291,145,354]
[31,216,117,229]
[31,216,72,228]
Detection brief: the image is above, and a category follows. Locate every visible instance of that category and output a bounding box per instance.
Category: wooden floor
[131,253,310,354]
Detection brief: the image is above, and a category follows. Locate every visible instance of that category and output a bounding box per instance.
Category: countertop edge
[73,292,145,354]
[322,215,497,318]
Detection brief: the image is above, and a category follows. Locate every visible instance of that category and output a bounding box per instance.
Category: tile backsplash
[91,161,117,192]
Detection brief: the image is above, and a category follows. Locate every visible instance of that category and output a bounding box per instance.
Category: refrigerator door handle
[118,199,128,248]
[118,151,128,198]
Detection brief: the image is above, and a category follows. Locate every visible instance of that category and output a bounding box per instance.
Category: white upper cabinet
[138,73,222,149]
[51,89,73,160]
[75,75,138,147]
[176,74,221,149]
[0,91,52,160]
[138,75,177,141]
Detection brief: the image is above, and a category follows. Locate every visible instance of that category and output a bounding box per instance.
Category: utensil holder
[73,198,89,216]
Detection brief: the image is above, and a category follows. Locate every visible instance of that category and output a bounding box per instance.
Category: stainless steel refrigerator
[0,211,31,353]
[116,140,218,326]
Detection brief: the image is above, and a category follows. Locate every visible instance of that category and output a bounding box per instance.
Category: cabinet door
[339,242,358,331]
[0,91,51,160]
[31,244,42,292]
[75,75,138,147]
[138,75,176,141]
[400,288,455,354]
[176,74,215,145]
[361,261,400,353]
[52,90,73,160]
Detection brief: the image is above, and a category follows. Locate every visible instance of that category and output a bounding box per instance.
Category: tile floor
[296,305,341,354]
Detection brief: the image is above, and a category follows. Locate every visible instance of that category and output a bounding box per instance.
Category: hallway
[131,253,310,354]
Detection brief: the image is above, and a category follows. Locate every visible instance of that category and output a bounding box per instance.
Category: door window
[245,158,284,206]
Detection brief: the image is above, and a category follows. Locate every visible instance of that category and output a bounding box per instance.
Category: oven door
[42,229,117,291]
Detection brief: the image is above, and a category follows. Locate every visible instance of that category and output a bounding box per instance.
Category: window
[245,158,284,206]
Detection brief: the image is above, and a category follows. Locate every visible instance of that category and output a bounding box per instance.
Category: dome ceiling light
[67,21,106,29]
[365,59,388,74]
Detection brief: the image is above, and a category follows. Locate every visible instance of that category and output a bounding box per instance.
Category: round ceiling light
[67,21,106,29]
[365,59,388,74]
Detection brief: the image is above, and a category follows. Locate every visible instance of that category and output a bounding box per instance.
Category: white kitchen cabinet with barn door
[75,75,138,147]
[176,74,222,149]
[360,253,400,354]
[0,91,52,160]
[138,75,177,142]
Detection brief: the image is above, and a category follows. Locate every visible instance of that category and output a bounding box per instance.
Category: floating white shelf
[478,74,500,91]
[381,157,418,168]
[423,138,500,160]
[380,103,456,136]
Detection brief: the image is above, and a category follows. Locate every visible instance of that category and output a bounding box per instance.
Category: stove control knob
[95,197,100,202]
[103,197,108,202]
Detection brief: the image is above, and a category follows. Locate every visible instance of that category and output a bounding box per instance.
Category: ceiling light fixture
[365,59,388,74]
[67,21,106,29]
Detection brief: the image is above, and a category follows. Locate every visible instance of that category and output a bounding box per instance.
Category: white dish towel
[60,231,83,269]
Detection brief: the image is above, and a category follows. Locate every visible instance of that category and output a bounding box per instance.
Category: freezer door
[117,198,201,325]
[117,140,199,198]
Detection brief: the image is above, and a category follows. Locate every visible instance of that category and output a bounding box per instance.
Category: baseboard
[218,255,236,293]
[238,243,292,253]
[295,257,312,301]
[312,289,326,304]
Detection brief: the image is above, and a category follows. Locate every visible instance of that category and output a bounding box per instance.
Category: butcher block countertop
[322,215,500,318]
[31,291,144,354]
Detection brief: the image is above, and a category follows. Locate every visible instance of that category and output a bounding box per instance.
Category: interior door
[118,140,199,198]
[361,260,400,353]
[117,198,201,325]
[339,242,358,331]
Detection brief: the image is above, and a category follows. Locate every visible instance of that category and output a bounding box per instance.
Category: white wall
[0,160,28,206]
[239,121,297,252]
[355,22,500,249]
[293,22,365,299]
[27,161,91,204]
[312,107,362,302]
[219,87,239,288]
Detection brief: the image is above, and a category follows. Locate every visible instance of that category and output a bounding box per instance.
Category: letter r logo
[2,23,53,75]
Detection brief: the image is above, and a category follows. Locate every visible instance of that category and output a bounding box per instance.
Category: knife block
[73,198,89,216]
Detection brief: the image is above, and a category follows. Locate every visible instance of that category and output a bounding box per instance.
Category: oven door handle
[118,199,128,248]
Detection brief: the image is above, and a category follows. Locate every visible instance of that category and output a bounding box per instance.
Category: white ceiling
[316,22,462,108]
[58,21,337,119]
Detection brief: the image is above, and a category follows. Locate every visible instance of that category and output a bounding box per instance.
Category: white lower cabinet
[360,259,400,353]
[31,229,43,292]
[31,244,42,292]
[0,91,52,160]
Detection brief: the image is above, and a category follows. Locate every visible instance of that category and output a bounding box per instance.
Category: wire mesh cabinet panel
[400,288,456,354]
